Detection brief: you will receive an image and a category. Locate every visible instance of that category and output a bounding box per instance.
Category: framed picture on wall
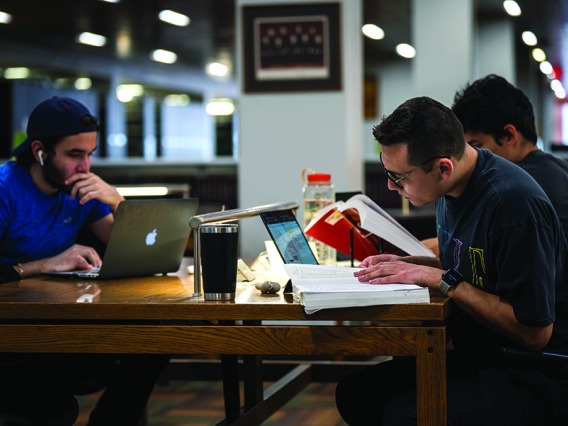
[242,3,341,93]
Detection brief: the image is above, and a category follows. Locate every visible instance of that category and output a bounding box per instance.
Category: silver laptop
[51,198,199,279]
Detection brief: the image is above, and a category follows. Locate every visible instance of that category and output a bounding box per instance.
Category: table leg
[243,355,263,411]
[221,354,241,422]
[415,327,447,426]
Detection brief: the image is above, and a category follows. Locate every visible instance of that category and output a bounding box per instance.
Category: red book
[304,194,435,262]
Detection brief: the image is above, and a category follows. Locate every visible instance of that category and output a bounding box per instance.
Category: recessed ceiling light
[0,11,12,24]
[164,94,191,107]
[532,47,546,62]
[553,87,566,99]
[539,61,553,76]
[550,79,563,92]
[116,31,132,57]
[206,98,235,116]
[206,62,230,77]
[159,10,190,27]
[362,24,385,40]
[503,0,521,17]
[150,49,177,64]
[75,77,92,90]
[77,32,106,47]
[116,84,144,102]
[521,31,537,46]
[396,43,416,59]
[4,67,30,79]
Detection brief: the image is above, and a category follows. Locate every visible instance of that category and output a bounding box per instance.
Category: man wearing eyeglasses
[335,96,568,425]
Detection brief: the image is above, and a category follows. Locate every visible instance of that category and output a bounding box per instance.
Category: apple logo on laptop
[145,229,158,246]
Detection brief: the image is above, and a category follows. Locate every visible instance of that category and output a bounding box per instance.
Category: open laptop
[260,209,319,265]
[51,198,199,279]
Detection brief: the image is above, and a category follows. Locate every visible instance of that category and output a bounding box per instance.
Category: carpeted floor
[75,380,348,426]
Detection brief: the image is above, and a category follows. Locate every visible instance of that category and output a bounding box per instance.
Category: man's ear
[30,140,45,165]
[437,157,454,180]
[502,124,519,146]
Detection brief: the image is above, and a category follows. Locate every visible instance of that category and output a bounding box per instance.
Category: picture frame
[242,3,341,93]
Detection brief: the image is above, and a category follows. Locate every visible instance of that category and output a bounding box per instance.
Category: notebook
[259,209,319,265]
[51,198,199,279]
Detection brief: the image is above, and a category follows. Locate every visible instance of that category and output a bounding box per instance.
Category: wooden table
[0,274,452,425]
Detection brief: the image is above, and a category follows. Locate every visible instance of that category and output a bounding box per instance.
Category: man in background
[422,74,568,254]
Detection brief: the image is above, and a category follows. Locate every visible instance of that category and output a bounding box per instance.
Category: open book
[283,264,430,314]
[304,194,435,261]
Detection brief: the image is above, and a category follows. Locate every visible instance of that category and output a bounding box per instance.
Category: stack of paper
[283,264,430,314]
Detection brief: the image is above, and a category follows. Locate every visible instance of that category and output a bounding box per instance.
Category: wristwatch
[437,269,463,296]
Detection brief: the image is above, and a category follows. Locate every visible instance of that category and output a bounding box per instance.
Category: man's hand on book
[358,254,402,268]
[354,258,442,290]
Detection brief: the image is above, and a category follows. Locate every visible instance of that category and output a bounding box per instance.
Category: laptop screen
[260,209,319,265]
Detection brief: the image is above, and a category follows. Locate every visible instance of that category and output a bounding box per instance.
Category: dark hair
[452,74,537,145]
[372,96,465,169]
[16,114,98,168]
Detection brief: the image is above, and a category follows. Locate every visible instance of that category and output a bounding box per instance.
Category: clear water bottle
[302,169,337,265]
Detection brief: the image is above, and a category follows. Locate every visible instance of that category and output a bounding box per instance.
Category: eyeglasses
[380,152,450,189]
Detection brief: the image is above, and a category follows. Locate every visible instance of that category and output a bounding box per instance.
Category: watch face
[443,269,463,285]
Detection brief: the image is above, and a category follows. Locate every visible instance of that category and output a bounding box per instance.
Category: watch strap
[438,269,463,296]
[437,279,452,296]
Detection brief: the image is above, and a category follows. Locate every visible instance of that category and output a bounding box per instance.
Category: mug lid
[200,224,238,233]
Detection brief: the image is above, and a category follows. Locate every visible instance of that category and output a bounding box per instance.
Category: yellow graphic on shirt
[468,247,486,289]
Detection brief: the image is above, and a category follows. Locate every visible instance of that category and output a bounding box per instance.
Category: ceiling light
[550,80,566,99]
[75,77,92,91]
[396,43,416,59]
[554,87,566,99]
[0,11,12,24]
[77,32,107,47]
[54,78,71,88]
[150,49,177,64]
[164,94,191,107]
[159,10,190,27]
[206,62,230,77]
[550,79,563,92]
[532,47,546,62]
[4,67,30,79]
[503,1,521,17]
[206,99,235,116]
[539,61,554,76]
[362,24,385,40]
[521,31,537,46]
[99,0,120,3]
[116,84,144,102]
[116,31,132,57]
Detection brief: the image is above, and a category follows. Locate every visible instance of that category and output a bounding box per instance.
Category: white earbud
[38,150,44,166]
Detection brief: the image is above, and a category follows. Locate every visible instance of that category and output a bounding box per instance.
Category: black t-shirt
[517,149,568,244]
[436,149,568,361]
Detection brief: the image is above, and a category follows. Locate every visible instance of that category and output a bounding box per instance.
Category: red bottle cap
[307,173,331,182]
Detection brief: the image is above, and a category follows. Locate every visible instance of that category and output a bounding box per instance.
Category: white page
[283,264,424,291]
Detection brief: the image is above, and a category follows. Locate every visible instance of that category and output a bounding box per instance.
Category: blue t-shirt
[436,149,568,358]
[0,161,111,263]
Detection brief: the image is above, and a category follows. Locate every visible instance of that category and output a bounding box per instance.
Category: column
[236,0,364,261]
[412,0,474,105]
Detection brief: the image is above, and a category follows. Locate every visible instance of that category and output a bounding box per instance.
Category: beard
[42,156,73,194]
